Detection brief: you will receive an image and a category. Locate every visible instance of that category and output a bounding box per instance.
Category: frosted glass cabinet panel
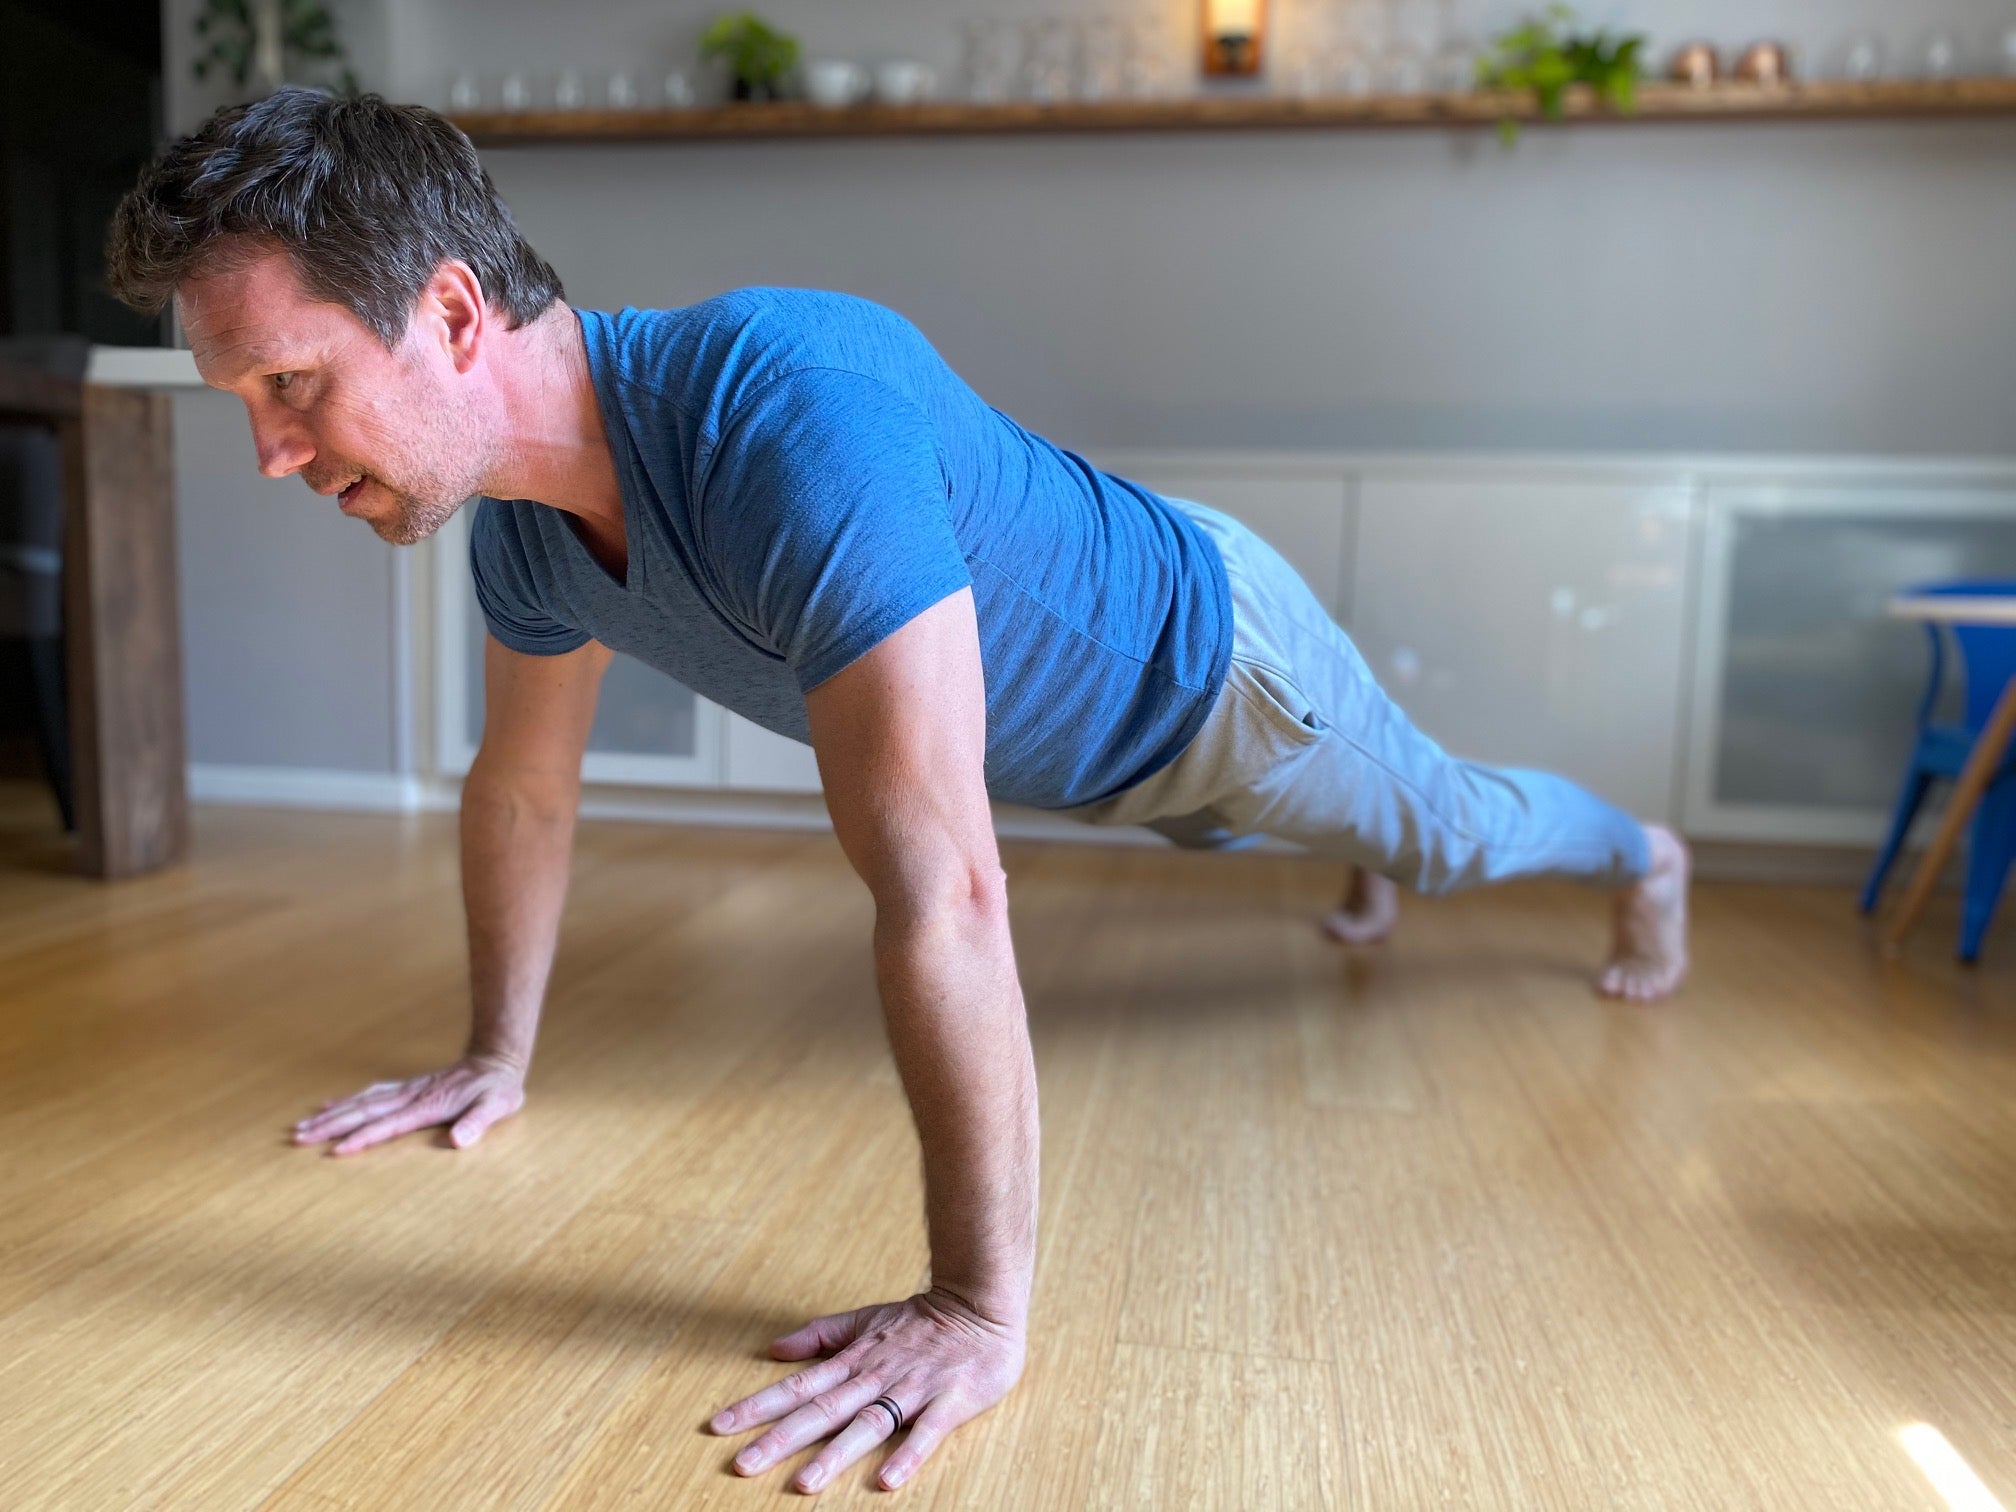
[1350,476,1694,822]
[1684,486,2016,842]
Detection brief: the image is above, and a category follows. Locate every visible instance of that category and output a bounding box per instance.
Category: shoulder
[591,290,937,417]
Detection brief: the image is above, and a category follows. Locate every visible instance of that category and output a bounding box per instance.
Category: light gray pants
[1062,500,1650,896]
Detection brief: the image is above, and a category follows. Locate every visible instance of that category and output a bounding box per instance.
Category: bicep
[803,588,1002,918]
[473,632,613,788]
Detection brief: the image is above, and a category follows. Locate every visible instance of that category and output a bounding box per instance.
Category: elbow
[461,759,580,827]
[874,860,1011,946]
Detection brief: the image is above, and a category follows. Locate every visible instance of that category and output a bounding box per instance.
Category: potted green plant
[192,0,358,97]
[700,12,801,102]
[1476,4,1644,142]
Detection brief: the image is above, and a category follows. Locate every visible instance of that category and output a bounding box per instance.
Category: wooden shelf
[453,77,2016,145]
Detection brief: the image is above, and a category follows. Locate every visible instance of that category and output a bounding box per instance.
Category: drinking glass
[1326,0,1379,96]
[1920,31,1960,80]
[499,71,532,111]
[962,17,1021,103]
[606,69,641,109]
[1836,34,1884,81]
[1276,0,1331,96]
[1080,16,1125,100]
[1376,0,1428,93]
[554,69,588,110]
[1430,0,1477,92]
[1121,15,1175,98]
[1023,17,1077,103]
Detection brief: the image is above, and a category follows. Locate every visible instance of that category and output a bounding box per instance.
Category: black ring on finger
[868,1396,905,1435]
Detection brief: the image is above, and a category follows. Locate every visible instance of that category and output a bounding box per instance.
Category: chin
[369,493,462,547]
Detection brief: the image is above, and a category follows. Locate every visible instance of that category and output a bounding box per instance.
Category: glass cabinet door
[1684,484,2016,842]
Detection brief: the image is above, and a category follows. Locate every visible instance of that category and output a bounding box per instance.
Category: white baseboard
[187,766,1911,883]
[572,786,1173,848]
[188,764,431,813]
[183,766,1176,848]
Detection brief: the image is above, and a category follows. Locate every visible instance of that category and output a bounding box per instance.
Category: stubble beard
[351,386,492,547]
[366,480,468,546]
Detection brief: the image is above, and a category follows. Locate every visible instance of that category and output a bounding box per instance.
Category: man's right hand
[291,1053,526,1156]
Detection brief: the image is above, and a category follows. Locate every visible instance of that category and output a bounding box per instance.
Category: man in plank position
[110,90,1688,1495]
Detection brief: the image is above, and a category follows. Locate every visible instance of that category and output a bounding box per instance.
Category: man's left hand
[708,1287,1026,1493]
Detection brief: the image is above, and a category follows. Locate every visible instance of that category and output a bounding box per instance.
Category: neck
[484,301,622,529]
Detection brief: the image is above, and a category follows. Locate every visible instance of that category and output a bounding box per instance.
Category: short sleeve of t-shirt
[696,367,973,692]
[469,501,592,656]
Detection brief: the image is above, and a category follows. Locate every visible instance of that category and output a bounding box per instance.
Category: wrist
[464,1040,531,1078]
[927,1273,1031,1331]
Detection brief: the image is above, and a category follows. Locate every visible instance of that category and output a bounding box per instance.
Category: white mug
[803,59,869,106]
[873,59,936,104]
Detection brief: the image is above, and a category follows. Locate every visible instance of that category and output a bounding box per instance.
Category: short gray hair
[107,87,563,346]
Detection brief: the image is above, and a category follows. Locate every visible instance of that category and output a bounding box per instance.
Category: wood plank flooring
[2,782,2012,1509]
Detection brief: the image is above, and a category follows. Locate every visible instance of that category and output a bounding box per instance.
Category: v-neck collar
[561,509,631,592]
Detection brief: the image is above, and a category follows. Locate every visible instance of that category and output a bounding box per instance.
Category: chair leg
[1861,768,1935,914]
[26,632,75,834]
[1959,775,2016,964]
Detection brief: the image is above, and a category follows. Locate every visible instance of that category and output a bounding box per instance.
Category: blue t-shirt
[470,289,1232,809]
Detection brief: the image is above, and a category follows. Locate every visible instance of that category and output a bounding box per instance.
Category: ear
[417,259,487,375]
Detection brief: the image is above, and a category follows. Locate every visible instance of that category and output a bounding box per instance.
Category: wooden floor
[2,780,2013,1510]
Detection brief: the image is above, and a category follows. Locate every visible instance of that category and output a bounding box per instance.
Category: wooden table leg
[59,385,189,878]
[1884,673,2016,953]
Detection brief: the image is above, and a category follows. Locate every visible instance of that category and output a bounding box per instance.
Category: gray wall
[172,389,401,771]
[479,119,2016,456]
[154,0,2016,774]
[161,0,2016,457]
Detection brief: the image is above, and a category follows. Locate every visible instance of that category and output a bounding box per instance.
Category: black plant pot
[731,78,780,102]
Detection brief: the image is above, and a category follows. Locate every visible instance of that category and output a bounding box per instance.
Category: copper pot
[1668,42,1719,87]
[1735,41,1792,85]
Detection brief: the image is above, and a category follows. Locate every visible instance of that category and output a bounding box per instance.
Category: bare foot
[1597,824,1690,1003]
[1321,866,1400,946]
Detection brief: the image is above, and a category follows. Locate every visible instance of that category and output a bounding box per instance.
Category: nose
[247,406,314,480]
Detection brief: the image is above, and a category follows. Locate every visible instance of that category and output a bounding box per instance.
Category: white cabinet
[429,454,2016,851]
[1349,473,1695,822]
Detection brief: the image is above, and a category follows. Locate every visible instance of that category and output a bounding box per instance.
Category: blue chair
[1860,580,2016,962]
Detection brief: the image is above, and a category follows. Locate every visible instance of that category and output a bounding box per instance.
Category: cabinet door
[1685,485,2016,842]
[1100,461,1352,617]
[1351,475,1694,822]
[722,713,825,793]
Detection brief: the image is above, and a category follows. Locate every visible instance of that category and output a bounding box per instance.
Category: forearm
[874,894,1039,1327]
[459,761,580,1072]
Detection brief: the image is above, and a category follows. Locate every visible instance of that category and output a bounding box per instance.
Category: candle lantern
[1202,0,1267,77]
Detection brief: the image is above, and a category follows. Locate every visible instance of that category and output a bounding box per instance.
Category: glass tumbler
[963,17,1021,103]
[1023,17,1077,104]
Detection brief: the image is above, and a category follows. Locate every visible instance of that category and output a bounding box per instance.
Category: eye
[270,371,298,393]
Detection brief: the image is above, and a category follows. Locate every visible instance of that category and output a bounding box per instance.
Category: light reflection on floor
[1899,1424,2007,1512]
